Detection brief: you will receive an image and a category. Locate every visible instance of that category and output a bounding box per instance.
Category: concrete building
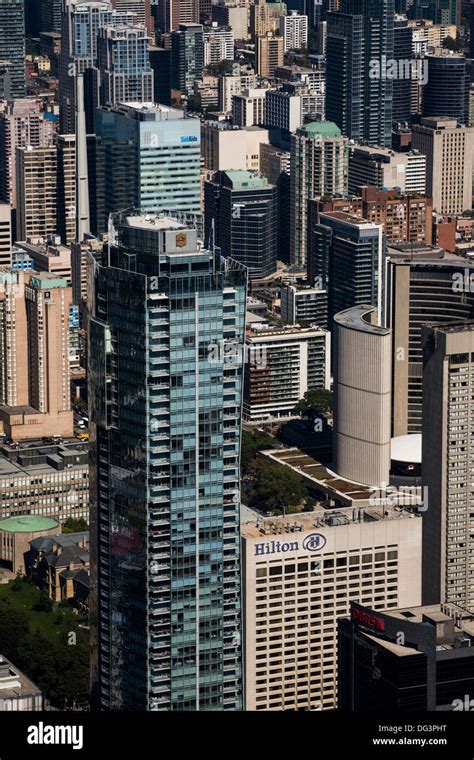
[422,321,474,611]
[218,64,255,112]
[0,655,43,711]
[0,515,58,574]
[171,23,204,98]
[203,23,234,64]
[15,145,58,243]
[56,133,76,246]
[339,602,474,711]
[0,0,26,98]
[290,121,349,267]
[280,283,328,330]
[385,245,474,436]
[0,270,74,441]
[97,24,154,106]
[423,53,470,126]
[110,0,153,32]
[250,0,286,40]
[333,306,392,489]
[348,146,427,196]
[264,86,324,133]
[0,441,88,523]
[412,118,474,215]
[0,204,11,267]
[256,33,284,78]
[13,240,72,284]
[156,0,199,32]
[232,88,268,127]
[242,506,422,711]
[243,322,330,421]
[201,122,269,172]
[212,0,249,41]
[279,11,308,51]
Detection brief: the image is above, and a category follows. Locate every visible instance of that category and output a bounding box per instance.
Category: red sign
[351,606,385,632]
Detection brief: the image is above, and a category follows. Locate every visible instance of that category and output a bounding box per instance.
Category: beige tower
[0,269,29,409]
[0,203,11,266]
[16,144,58,241]
[256,33,284,77]
[334,305,392,488]
[56,133,76,246]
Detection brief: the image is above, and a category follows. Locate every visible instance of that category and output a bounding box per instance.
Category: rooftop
[298,121,342,139]
[0,516,58,534]
[391,434,422,464]
[334,305,390,335]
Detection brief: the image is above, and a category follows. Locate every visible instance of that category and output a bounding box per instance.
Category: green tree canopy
[246,459,308,514]
[293,389,333,419]
[62,517,89,534]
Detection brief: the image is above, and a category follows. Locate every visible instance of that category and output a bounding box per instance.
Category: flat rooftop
[0,655,42,700]
[0,516,58,533]
[387,604,474,640]
[123,215,187,231]
[334,305,390,335]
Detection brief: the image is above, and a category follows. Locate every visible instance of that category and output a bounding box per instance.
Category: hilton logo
[254,533,327,556]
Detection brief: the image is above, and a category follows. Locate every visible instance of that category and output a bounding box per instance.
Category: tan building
[0,269,73,440]
[256,33,284,78]
[14,239,72,284]
[250,0,286,41]
[242,506,422,711]
[232,87,268,127]
[16,145,58,242]
[0,203,11,267]
[0,516,58,574]
[56,133,76,245]
[111,0,153,33]
[422,321,474,612]
[412,117,474,215]
[334,306,392,489]
[201,122,269,172]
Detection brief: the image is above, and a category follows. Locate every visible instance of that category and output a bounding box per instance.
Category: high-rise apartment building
[156,0,200,32]
[39,0,62,33]
[290,121,349,267]
[171,23,204,98]
[423,53,470,125]
[385,245,474,436]
[97,25,154,106]
[15,146,58,243]
[212,0,249,41]
[333,306,392,489]
[280,283,328,329]
[204,170,278,280]
[279,10,308,51]
[203,23,234,65]
[56,134,77,246]
[412,118,474,215]
[95,103,201,234]
[201,122,269,173]
[89,211,246,710]
[250,0,286,40]
[393,17,413,123]
[243,323,330,421]
[0,269,73,440]
[110,0,153,32]
[422,321,474,611]
[326,0,395,147]
[242,507,422,710]
[256,34,284,77]
[232,88,267,126]
[0,204,11,267]
[264,86,325,133]
[0,0,26,98]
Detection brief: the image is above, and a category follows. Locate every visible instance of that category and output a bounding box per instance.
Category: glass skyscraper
[326,0,394,147]
[0,0,26,99]
[88,211,246,710]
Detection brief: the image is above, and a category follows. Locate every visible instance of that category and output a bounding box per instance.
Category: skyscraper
[0,0,26,99]
[256,33,284,77]
[290,121,349,267]
[326,0,394,147]
[422,321,474,611]
[204,170,278,280]
[171,23,204,98]
[88,211,247,710]
[94,103,201,235]
[97,24,154,106]
[16,145,58,242]
[423,53,470,125]
[110,0,153,32]
[40,0,62,33]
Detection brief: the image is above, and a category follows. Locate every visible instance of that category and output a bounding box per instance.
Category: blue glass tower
[0,0,26,99]
[88,212,246,710]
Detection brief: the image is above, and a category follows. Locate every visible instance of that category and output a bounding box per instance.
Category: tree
[247,459,307,514]
[62,517,89,534]
[293,389,333,420]
[442,35,463,52]
[33,594,54,613]
[241,430,276,473]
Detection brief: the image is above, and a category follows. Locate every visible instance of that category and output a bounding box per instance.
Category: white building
[348,146,427,196]
[279,11,308,52]
[242,506,422,711]
[203,23,234,65]
[201,122,269,172]
[232,87,268,127]
[0,655,43,710]
[265,86,324,132]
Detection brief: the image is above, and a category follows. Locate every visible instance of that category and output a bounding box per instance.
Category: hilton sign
[254,533,327,556]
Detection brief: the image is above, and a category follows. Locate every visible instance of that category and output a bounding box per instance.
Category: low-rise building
[29,531,89,604]
[0,515,59,574]
[0,655,43,711]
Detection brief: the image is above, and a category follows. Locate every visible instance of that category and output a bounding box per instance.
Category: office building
[259,143,291,263]
[0,99,55,212]
[203,23,234,64]
[256,34,284,78]
[422,321,474,611]
[201,122,269,172]
[56,134,77,246]
[393,17,413,123]
[243,323,330,421]
[279,11,308,51]
[243,507,422,711]
[204,170,277,280]
[110,0,153,32]
[423,53,470,125]
[310,187,433,246]
[97,24,154,106]
[264,86,325,133]
[95,103,201,234]
[280,283,328,329]
[13,240,72,284]
[326,0,394,147]
[308,212,384,324]
[250,0,286,40]
[0,442,88,523]
[156,0,199,32]
[385,245,474,436]
[0,270,74,441]
[290,121,349,267]
[339,602,474,711]
[0,0,26,99]
[232,88,267,127]
[348,146,426,196]
[334,306,392,489]
[15,146,58,243]
[39,0,62,33]
[212,0,249,41]
[171,23,204,98]
[412,118,474,215]
[0,204,11,267]
[149,46,172,105]
[89,212,246,710]
[0,656,43,711]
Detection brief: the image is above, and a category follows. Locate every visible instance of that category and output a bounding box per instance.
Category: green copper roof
[0,516,59,533]
[297,121,342,139]
[224,171,268,191]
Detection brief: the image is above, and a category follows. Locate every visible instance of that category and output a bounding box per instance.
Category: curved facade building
[334,305,392,488]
